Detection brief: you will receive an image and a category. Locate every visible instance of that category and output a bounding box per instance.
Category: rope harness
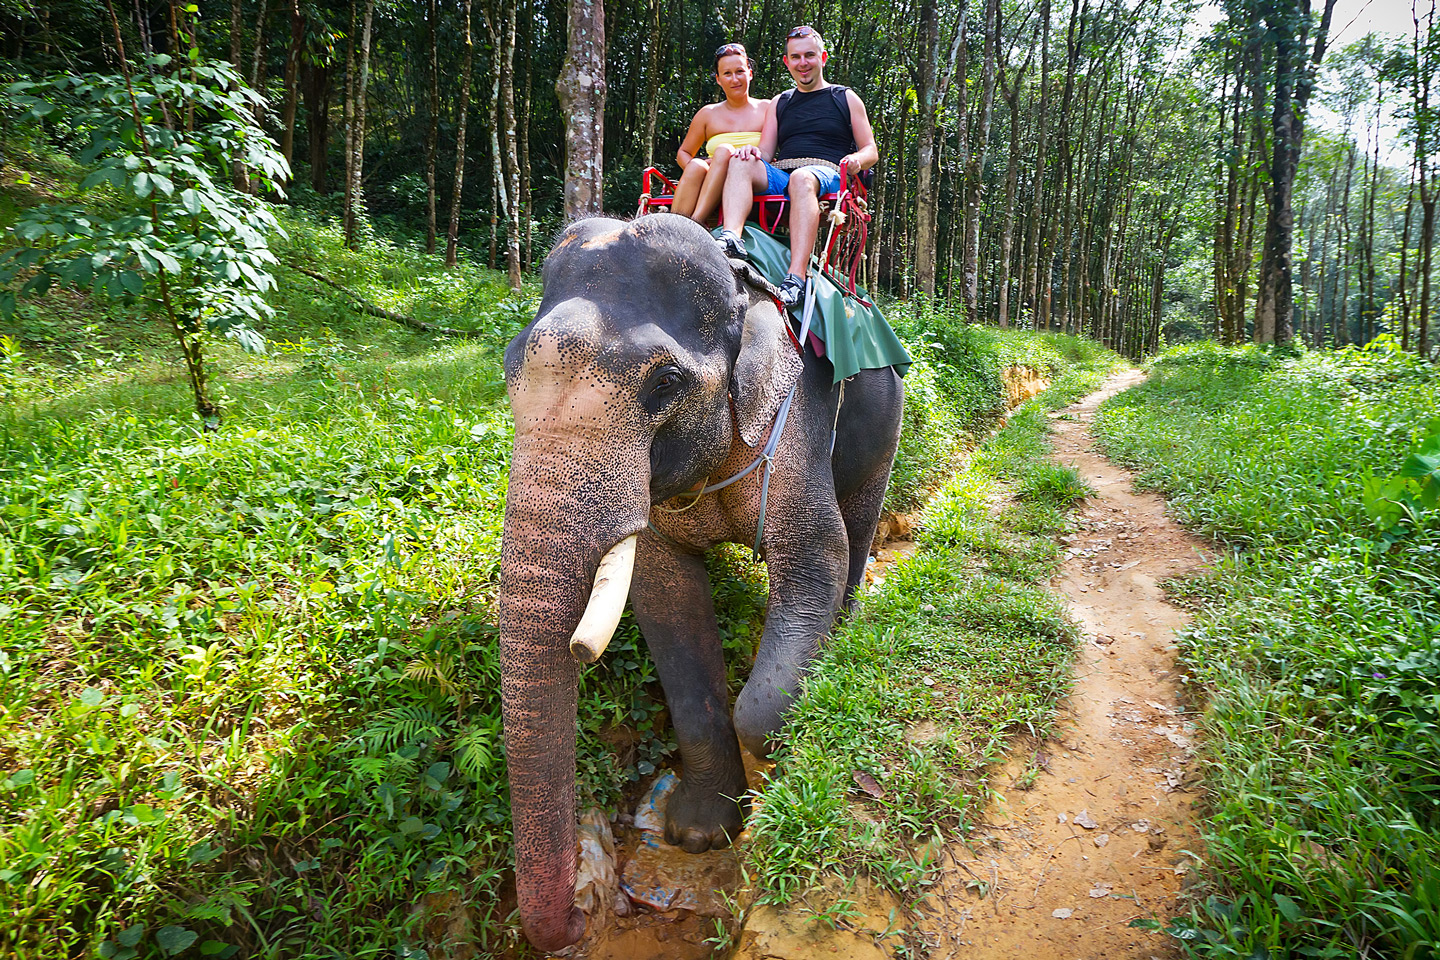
[650,258,841,558]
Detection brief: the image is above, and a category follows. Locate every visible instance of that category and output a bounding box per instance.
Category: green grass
[746,345,1120,919]
[0,141,1126,956]
[1091,338,1440,958]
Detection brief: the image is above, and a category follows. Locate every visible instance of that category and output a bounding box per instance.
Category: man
[716,25,879,307]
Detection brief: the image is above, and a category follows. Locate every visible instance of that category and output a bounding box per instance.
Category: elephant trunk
[499,440,648,952]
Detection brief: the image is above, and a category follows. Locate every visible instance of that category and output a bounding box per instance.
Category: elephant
[498,213,904,952]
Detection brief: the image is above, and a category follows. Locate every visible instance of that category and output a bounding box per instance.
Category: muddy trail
[562,371,1210,959]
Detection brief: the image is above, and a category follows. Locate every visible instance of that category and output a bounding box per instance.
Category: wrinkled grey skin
[499,215,903,952]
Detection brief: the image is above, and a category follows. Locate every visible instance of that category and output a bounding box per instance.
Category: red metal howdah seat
[637,160,873,301]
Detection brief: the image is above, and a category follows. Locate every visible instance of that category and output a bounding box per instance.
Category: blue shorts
[759,162,843,197]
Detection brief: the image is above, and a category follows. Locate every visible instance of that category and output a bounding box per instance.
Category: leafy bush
[2,54,288,424]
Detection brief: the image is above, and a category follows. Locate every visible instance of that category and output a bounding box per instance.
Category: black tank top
[775,86,855,165]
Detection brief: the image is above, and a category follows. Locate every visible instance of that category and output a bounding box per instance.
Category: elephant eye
[643,366,686,413]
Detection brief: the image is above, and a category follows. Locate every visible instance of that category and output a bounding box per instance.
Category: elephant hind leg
[839,466,892,612]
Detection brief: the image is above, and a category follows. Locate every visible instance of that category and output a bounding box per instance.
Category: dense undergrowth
[745,338,1120,930]
[0,145,1123,958]
[1093,340,1440,958]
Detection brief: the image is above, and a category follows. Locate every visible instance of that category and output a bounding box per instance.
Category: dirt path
[916,369,1208,959]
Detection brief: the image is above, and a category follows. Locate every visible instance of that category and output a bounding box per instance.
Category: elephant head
[497,215,801,951]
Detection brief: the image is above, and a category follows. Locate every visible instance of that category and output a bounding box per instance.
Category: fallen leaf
[851,770,885,799]
[1074,809,1099,830]
[1131,819,1151,833]
[1052,908,1073,919]
[1094,834,1110,848]
[1088,884,1112,898]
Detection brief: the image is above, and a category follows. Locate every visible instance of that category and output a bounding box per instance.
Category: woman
[670,43,768,223]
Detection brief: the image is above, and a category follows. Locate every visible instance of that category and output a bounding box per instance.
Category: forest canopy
[0,0,1436,358]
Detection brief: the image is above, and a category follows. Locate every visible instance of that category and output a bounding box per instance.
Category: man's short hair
[785,24,826,53]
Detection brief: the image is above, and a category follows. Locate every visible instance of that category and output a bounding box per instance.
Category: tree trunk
[280,0,302,176]
[556,0,606,218]
[484,0,504,270]
[426,0,440,254]
[913,0,943,297]
[447,0,476,266]
[344,0,375,248]
[304,62,331,194]
[520,0,534,270]
[1399,169,1416,350]
[500,0,522,288]
[1337,141,1355,344]
[342,0,357,238]
[641,0,661,169]
[1022,0,1051,326]
[996,58,1026,328]
[249,0,268,93]
[962,0,999,321]
[1255,0,1337,344]
[1413,0,1434,357]
[229,0,250,192]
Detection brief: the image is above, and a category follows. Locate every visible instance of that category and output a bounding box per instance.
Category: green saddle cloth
[717,225,911,383]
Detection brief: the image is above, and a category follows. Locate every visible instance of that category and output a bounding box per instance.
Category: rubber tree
[556,0,606,217]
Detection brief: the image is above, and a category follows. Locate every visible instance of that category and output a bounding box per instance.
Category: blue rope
[751,277,816,556]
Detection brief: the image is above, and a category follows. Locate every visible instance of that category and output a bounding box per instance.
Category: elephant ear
[731,291,804,447]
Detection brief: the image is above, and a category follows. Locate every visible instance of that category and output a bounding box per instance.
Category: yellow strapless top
[705,130,762,157]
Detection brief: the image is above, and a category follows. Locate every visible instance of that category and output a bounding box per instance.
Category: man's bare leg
[721,156,769,237]
[787,171,822,278]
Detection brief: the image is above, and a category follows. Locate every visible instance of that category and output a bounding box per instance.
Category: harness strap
[649,280,812,560]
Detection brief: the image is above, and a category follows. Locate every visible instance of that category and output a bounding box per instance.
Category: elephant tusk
[569,534,638,663]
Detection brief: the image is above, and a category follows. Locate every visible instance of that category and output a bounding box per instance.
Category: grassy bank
[1092,340,1440,957]
[746,334,1122,930]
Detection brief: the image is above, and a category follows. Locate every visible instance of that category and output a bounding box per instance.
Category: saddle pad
[718,224,912,383]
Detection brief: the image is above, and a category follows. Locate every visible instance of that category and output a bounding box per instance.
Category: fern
[403,652,463,702]
[453,719,503,782]
[358,704,447,754]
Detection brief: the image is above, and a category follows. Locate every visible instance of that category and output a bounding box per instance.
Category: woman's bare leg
[690,145,733,224]
[670,158,709,218]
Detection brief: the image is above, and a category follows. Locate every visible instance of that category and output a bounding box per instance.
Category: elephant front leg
[734,502,849,760]
[631,533,750,853]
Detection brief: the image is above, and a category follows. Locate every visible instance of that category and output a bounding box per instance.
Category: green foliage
[1015,462,1092,508]
[1,53,289,421]
[1092,343,1440,959]
[2,57,287,342]
[1364,416,1440,542]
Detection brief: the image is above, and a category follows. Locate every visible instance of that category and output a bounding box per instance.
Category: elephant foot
[664,777,748,853]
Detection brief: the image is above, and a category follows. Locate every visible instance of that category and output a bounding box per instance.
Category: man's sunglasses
[786,25,818,39]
